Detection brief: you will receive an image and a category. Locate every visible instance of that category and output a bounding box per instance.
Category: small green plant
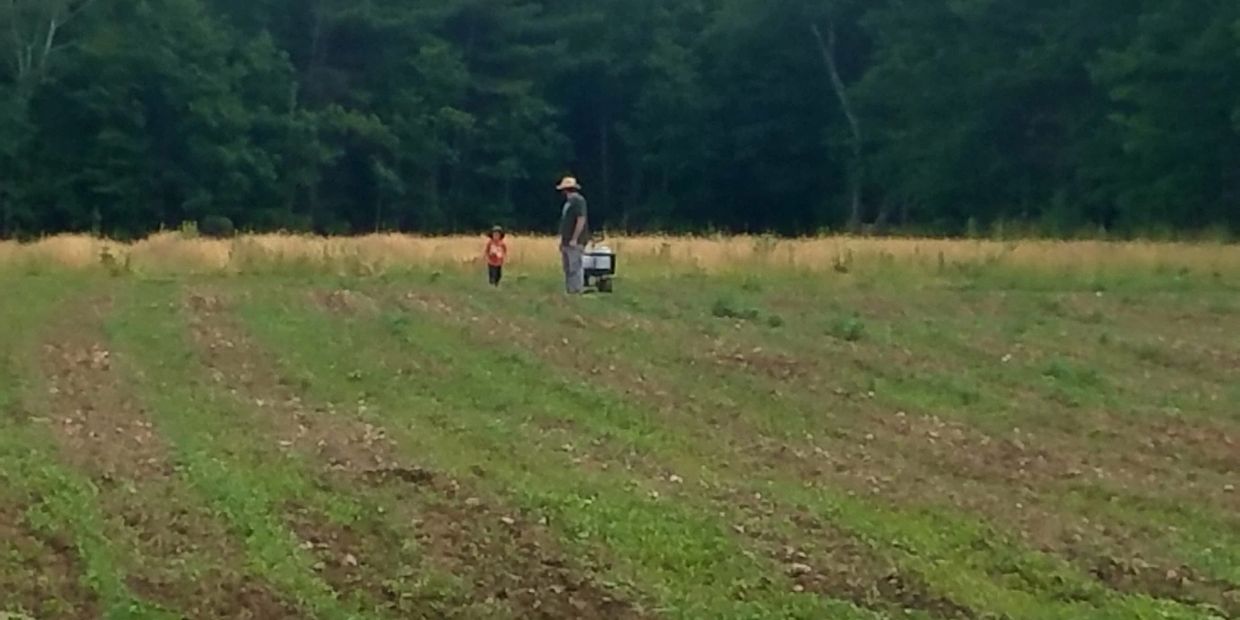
[765,314,785,328]
[1042,357,1101,388]
[828,314,866,342]
[711,297,760,321]
[178,220,200,238]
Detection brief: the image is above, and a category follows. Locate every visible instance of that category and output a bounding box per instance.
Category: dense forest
[1,0,1238,238]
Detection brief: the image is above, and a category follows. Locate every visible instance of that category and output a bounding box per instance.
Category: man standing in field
[557,176,589,294]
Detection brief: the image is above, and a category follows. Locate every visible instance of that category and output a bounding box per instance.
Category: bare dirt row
[185,289,643,619]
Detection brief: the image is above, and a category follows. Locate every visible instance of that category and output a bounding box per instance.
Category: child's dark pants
[488,265,503,286]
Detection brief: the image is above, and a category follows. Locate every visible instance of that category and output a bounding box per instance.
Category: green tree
[1091,1,1240,231]
[2,0,1239,238]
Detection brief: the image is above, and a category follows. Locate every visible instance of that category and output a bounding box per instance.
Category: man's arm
[571,215,586,246]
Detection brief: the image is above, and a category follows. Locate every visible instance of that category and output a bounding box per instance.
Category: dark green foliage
[0,0,1237,238]
[828,314,865,342]
[199,215,236,239]
[1042,357,1102,388]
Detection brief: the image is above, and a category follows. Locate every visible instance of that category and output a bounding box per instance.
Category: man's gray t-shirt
[559,192,589,246]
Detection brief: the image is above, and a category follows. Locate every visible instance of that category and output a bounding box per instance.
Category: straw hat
[556,176,581,191]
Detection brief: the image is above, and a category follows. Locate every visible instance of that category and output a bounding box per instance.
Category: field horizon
[4,232,1240,279]
[1,239,1237,619]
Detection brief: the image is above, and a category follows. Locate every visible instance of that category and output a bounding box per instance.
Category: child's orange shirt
[485,239,507,267]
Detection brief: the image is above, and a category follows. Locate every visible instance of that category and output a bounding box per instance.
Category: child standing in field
[485,226,507,286]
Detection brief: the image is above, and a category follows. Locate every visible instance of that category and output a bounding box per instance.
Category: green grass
[346,272,1227,619]
[104,280,478,619]
[235,282,876,619]
[0,275,174,619]
[0,264,1237,619]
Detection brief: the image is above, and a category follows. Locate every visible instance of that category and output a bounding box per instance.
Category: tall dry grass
[1,232,1238,277]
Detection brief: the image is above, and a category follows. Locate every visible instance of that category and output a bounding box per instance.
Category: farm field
[1,235,1238,619]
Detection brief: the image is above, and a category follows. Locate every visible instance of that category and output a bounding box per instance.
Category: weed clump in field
[711,297,760,321]
[828,314,866,342]
[1042,357,1102,388]
[99,246,131,276]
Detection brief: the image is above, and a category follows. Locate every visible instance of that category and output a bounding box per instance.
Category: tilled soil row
[37,299,298,618]
[396,288,1239,615]
[395,290,986,618]
[699,313,1240,511]
[615,284,1240,496]
[0,504,98,618]
[185,290,643,620]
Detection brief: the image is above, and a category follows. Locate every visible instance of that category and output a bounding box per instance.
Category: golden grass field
[1,232,1239,277]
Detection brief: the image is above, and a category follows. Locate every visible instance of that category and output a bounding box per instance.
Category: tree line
[1,0,1237,239]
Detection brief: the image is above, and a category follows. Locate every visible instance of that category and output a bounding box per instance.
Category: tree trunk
[874,196,893,233]
[40,18,59,71]
[810,20,863,232]
[301,0,327,102]
[8,0,98,93]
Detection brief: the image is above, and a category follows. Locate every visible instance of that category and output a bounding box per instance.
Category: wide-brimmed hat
[556,176,581,191]
[490,225,506,238]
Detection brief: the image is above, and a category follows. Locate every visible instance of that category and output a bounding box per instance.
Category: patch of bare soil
[794,323,1240,522]
[0,505,97,618]
[310,289,378,315]
[185,289,644,619]
[726,493,976,618]
[1079,553,1240,617]
[711,347,811,381]
[38,300,298,618]
[1137,418,1239,476]
[281,501,479,618]
[396,474,637,619]
[802,410,1240,611]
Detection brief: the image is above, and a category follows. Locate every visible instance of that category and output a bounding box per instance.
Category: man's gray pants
[561,244,584,294]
